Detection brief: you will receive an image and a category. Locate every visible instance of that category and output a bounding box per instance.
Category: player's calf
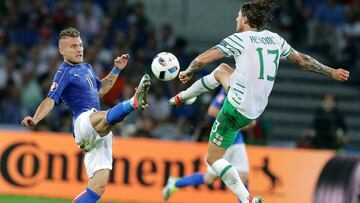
[106,100,134,125]
[106,74,151,125]
[169,71,220,106]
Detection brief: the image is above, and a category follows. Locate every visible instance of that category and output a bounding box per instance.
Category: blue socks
[106,100,134,125]
[73,188,100,203]
[175,173,205,188]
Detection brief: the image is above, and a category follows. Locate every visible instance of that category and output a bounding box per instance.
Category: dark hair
[241,0,273,30]
[59,27,80,39]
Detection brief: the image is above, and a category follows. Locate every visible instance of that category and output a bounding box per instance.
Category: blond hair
[59,27,80,39]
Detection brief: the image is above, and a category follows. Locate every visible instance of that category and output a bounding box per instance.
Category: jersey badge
[50,82,58,92]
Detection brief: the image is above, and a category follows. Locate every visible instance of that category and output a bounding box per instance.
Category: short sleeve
[216,34,245,57]
[47,68,70,104]
[277,35,292,59]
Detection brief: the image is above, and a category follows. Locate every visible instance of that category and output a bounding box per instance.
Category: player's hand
[179,70,194,84]
[331,68,349,81]
[114,54,129,70]
[21,116,38,127]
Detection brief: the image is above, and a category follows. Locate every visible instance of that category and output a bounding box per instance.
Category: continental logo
[0,131,335,203]
[1,142,42,187]
[0,141,226,190]
[0,141,80,187]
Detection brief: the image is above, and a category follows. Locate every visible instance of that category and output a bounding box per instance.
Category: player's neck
[64,60,79,66]
[243,26,258,32]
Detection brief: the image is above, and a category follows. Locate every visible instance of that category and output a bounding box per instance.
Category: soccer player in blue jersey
[163,88,253,202]
[21,27,151,203]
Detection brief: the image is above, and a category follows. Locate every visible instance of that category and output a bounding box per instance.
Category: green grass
[0,195,136,203]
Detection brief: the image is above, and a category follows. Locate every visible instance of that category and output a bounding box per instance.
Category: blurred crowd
[274,0,360,84]
[0,0,204,140]
[0,0,358,147]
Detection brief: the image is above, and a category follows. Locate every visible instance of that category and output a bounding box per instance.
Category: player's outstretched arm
[21,97,55,127]
[179,47,224,84]
[99,54,129,97]
[287,48,350,81]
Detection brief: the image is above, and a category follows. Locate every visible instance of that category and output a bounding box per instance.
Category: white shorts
[74,109,113,178]
[207,144,249,176]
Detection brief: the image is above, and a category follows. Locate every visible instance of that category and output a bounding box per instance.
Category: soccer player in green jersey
[169,0,349,202]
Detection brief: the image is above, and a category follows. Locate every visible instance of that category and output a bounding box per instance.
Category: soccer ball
[151,52,180,81]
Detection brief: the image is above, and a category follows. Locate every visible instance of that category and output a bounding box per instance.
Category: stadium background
[0,0,359,202]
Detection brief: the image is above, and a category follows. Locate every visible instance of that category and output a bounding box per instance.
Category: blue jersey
[211,88,226,109]
[47,62,102,119]
[211,88,244,144]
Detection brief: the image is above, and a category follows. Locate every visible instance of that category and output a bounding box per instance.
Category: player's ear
[58,39,65,55]
[242,16,249,25]
[59,47,64,55]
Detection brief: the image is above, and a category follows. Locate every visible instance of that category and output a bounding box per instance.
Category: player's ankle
[129,97,135,108]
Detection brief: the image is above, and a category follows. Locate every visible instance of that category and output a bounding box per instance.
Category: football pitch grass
[0,195,138,203]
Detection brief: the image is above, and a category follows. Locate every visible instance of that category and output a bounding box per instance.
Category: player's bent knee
[214,64,227,76]
[216,63,232,73]
[213,63,233,89]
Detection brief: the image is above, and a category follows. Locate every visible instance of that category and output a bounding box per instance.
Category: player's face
[235,10,246,32]
[59,37,84,64]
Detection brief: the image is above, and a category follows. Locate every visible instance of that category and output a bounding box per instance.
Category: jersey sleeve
[95,75,102,92]
[277,34,292,59]
[47,68,70,104]
[215,34,245,57]
[87,64,102,92]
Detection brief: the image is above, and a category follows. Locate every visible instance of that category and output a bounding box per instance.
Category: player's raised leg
[169,63,233,105]
[74,74,151,202]
[90,74,151,135]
